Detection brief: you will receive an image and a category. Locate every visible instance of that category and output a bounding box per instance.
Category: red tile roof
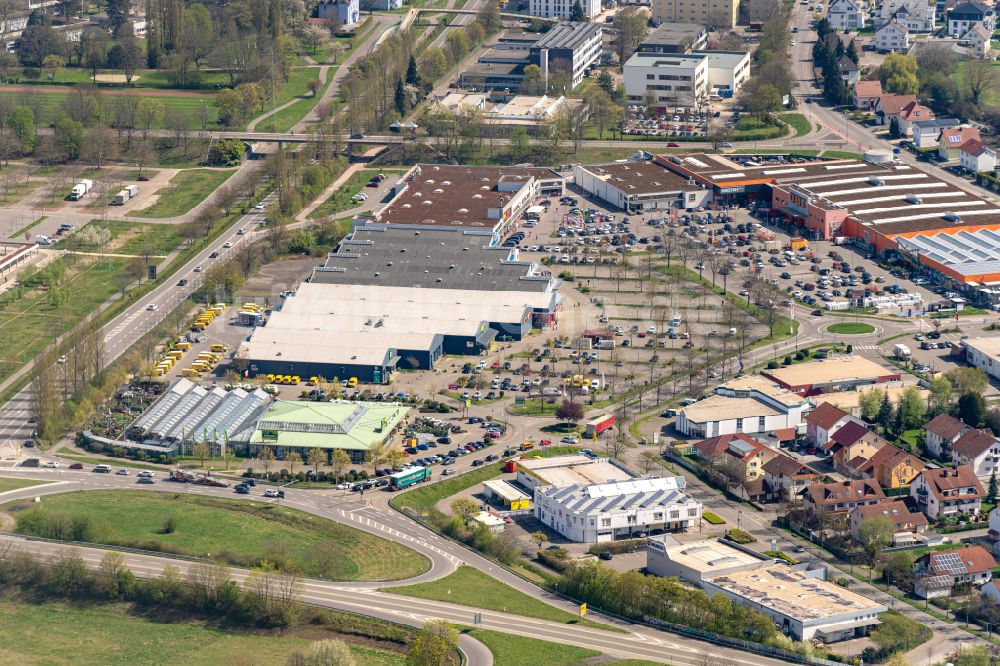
[763,454,817,479]
[693,432,758,458]
[924,545,995,576]
[859,444,926,476]
[879,94,918,116]
[924,414,967,441]
[830,420,874,448]
[916,465,985,499]
[854,80,883,98]
[851,499,928,528]
[939,126,981,149]
[805,402,850,431]
[806,479,886,509]
[771,428,797,442]
[898,101,934,122]
[951,428,998,459]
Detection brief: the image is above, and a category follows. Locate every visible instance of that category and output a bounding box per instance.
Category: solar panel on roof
[640,490,665,508]
[619,493,645,511]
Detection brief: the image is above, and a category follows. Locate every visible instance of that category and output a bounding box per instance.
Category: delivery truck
[894,343,911,360]
[113,185,138,205]
[388,466,431,491]
[69,179,93,201]
[585,414,616,438]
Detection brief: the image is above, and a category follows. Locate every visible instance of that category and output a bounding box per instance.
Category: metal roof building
[533,476,702,542]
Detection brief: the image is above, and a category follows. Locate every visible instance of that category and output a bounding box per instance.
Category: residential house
[804,401,862,448]
[986,505,1000,541]
[838,56,860,86]
[860,444,926,489]
[924,413,970,458]
[910,465,985,521]
[875,93,918,125]
[848,500,928,541]
[878,0,937,32]
[959,139,998,174]
[874,21,912,53]
[914,545,995,598]
[827,421,889,478]
[950,427,1000,477]
[852,79,883,111]
[961,23,992,58]
[828,0,868,30]
[938,125,981,160]
[317,0,360,26]
[803,479,886,517]
[693,433,776,483]
[946,2,996,37]
[763,454,819,502]
[911,118,962,148]
[893,100,935,137]
[980,579,1000,604]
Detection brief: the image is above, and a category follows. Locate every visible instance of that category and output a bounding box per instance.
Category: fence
[641,616,844,666]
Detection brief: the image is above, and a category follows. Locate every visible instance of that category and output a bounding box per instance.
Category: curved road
[0,468,794,666]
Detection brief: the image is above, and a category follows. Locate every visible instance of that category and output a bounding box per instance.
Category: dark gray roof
[533,22,602,51]
[310,227,555,292]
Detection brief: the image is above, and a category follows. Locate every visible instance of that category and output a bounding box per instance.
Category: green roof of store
[249,400,409,450]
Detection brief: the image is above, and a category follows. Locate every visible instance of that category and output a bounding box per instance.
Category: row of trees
[812,19,859,106]
[737,10,795,119]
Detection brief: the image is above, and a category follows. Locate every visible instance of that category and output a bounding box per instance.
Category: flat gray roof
[534,21,602,51]
[312,227,555,292]
[640,22,706,48]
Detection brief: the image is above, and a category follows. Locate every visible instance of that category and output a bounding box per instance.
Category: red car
[540,439,552,446]
[666,142,680,147]
[448,383,459,390]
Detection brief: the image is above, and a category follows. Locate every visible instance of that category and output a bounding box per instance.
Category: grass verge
[56,219,184,256]
[390,566,609,629]
[0,476,51,493]
[133,169,235,218]
[463,627,600,666]
[4,490,429,581]
[782,113,812,138]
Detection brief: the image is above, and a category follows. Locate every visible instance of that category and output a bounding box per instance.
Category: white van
[670,314,682,326]
[93,464,112,473]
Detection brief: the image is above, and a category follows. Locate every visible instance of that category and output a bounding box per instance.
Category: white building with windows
[623,49,751,110]
[828,0,867,31]
[878,0,936,32]
[961,338,1000,380]
[675,375,811,438]
[533,476,702,542]
[529,0,600,20]
[875,21,912,53]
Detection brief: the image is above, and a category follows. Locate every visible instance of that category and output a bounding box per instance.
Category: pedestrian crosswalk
[853,344,878,351]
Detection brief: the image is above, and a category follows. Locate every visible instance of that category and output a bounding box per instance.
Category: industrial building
[534,476,702,542]
[516,454,630,491]
[676,375,811,438]
[647,536,886,642]
[572,161,712,212]
[431,92,581,133]
[961,337,1000,380]
[366,164,564,243]
[482,479,533,510]
[761,356,900,397]
[247,400,408,463]
[460,23,603,92]
[240,282,559,383]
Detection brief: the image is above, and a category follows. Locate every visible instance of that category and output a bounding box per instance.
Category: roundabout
[825,321,877,335]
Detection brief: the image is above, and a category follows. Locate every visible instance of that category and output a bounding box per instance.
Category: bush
[536,548,570,572]
[766,360,779,369]
[589,538,646,555]
[783,356,793,365]
[703,512,726,525]
[725,529,756,544]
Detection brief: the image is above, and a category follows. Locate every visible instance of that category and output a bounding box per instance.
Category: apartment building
[652,0,740,28]
[529,0,601,20]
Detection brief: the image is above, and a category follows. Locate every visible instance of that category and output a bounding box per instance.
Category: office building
[652,0,740,28]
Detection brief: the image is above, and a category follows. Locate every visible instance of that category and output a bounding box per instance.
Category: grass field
[389,566,611,629]
[0,89,219,130]
[0,477,51,493]
[826,322,876,335]
[133,169,235,218]
[55,448,163,470]
[56,219,184,256]
[955,61,1000,105]
[0,599,407,666]
[0,254,129,381]
[6,490,429,581]
[782,113,812,138]
[308,169,381,219]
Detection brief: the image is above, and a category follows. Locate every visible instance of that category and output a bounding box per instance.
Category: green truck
[389,466,431,491]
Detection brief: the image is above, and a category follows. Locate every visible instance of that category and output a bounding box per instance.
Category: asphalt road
[0,469,795,666]
[0,195,275,457]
